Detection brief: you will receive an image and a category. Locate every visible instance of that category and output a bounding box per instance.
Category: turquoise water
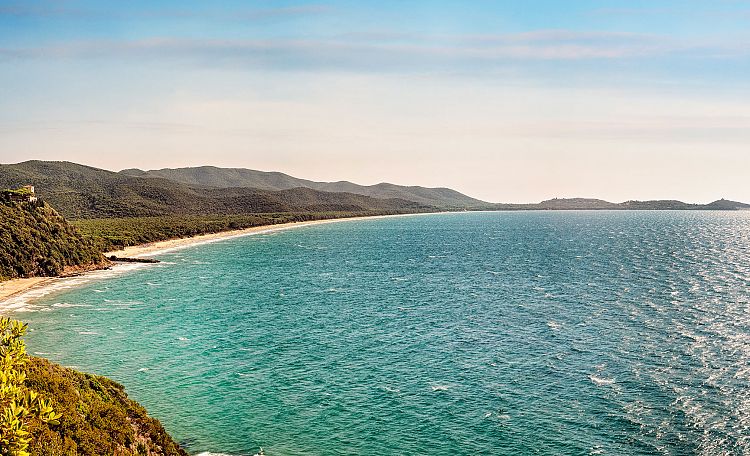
[12,211,750,455]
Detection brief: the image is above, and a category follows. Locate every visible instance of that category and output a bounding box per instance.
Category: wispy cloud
[0,3,330,21]
[3,30,741,71]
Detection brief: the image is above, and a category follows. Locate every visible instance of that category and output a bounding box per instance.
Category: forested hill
[0,161,432,219]
[1,161,746,218]
[0,199,106,280]
[121,165,485,208]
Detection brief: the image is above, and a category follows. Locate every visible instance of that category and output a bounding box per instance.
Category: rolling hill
[120,166,486,208]
[1,162,746,219]
[0,161,432,219]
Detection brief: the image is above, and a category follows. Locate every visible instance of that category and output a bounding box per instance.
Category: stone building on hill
[2,185,37,203]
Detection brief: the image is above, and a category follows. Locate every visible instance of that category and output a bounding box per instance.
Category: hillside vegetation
[121,165,486,208]
[0,200,106,280]
[0,161,434,219]
[73,211,387,252]
[25,357,187,456]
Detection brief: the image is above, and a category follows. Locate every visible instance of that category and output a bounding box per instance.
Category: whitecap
[193,453,238,456]
[431,385,449,391]
[137,368,149,372]
[547,321,561,330]
[78,331,99,335]
[52,302,92,308]
[177,337,189,341]
[589,375,615,386]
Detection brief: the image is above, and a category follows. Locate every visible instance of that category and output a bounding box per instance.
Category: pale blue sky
[1,1,749,202]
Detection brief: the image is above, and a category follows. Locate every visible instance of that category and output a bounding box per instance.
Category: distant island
[488,197,750,211]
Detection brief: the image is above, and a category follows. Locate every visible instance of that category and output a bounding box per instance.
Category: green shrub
[0,317,61,456]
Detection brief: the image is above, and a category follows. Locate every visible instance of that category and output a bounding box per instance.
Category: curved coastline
[0,212,437,311]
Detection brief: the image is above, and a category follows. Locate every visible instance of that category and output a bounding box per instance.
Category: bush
[0,317,61,456]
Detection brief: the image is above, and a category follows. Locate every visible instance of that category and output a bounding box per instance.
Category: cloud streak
[0,3,330,21]
[2,30,743,73]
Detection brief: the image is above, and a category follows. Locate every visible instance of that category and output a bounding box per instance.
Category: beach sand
[0,277,53,302]
[0,212,429,306]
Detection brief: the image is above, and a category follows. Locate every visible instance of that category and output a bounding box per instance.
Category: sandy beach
[0,212,431,306]
[0,277,53,302]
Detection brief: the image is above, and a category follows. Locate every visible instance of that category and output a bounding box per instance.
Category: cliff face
[24,357,188,456]
[0,200,107,280]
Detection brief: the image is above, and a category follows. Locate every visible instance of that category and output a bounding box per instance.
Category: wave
[1,262,148,313]
[52,302,92,308]
[193,453,238,456]
[589,375,615,386]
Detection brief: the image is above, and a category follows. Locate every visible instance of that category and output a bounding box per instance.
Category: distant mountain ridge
[0,161,431,219]
[0,162,746,219]
[120,166,486,208]
[491,197,750,211]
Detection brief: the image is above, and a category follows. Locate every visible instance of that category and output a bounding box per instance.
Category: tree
[0,318,61,456]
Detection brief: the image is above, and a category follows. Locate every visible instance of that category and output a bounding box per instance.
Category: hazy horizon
[1,1,749,203]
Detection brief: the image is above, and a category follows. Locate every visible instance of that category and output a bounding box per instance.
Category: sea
[9,211,750,455]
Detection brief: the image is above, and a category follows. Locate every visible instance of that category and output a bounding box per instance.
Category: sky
[1,1,749,203]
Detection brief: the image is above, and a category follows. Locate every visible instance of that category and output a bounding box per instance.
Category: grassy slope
[25,357,187,456]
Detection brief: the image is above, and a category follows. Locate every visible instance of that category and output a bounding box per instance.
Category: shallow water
[14,211,750,455]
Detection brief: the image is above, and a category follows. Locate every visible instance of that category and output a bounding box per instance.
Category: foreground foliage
[24,357,187,456]
[0,201,105,280]
[0,318,61,456]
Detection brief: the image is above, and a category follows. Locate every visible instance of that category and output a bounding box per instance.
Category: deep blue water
[12,211,750,455]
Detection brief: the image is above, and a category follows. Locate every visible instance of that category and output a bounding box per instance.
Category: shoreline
[0,212,435,307]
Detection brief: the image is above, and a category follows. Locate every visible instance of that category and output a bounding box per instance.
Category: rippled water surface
[14,211,750,455]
